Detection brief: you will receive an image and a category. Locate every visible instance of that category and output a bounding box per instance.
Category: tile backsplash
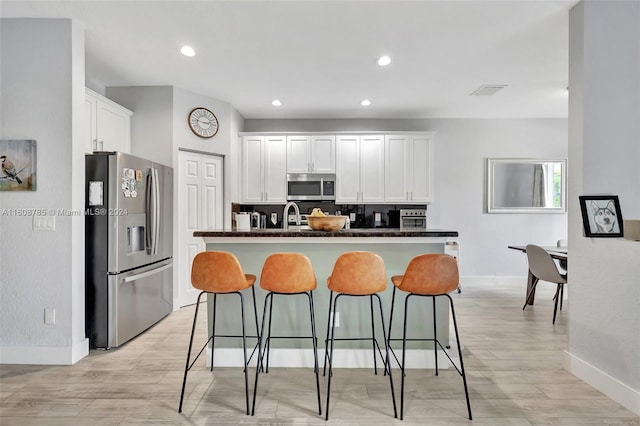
[234,202,426,229]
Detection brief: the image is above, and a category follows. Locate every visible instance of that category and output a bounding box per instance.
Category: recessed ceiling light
[180,45,195,57]
[360,99,371,106]
[272,99,282,107]
[377,56,391,66]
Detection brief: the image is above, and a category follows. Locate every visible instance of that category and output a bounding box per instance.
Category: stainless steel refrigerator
[85,152,173,349]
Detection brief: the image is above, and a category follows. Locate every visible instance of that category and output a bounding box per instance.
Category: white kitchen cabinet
[241,135,286,204]
[336,135,385,203]
[84,88,133,154]
[286,135,335,173]
[385,134,434,203]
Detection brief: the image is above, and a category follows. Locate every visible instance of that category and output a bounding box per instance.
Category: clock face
[188,107,219,138]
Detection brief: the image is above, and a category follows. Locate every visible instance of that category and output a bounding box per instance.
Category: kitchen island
[194,228,460,369]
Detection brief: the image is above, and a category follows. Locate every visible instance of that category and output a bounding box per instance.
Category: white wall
[244,118,568,278]
[566,1,640,415]
[172,87,243,229]
[0,18,88,364]
[106,86,174,167]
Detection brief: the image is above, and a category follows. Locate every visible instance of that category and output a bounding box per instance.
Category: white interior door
[178,151,224,307]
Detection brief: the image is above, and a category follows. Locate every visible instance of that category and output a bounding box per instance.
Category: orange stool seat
[323,251,397,421]
[178,251,259,415]
[388,253,472,420]
[251,253,322,416]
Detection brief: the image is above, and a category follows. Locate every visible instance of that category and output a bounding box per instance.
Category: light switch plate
[33,216,55,231]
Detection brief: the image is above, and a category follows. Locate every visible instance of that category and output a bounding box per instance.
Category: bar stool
[388,253,471,420]
[323,251,397,421]
[178,251,260,415]
[251,253,322,416]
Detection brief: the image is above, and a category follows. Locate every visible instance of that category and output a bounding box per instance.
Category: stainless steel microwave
[287,173,336,201]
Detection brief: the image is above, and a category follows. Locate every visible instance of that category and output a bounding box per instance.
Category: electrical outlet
[44,308,56,324]
[330,311,340,328]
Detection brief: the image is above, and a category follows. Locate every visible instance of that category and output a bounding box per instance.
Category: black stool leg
[251,292,272,416]
[325,294,340,420]
[400,293,411,420]
[370,295,378,375]
[323,291,334,376]
[446,294,472,420]
[235,292,249,415]
[433,296,438,376]
[559,284,564,310]
[388,286,397,344]
[375,293,397,419]
[265,294,274,373]
[211,293,217,371]
[307,291,322,415]
[179,291,205,413]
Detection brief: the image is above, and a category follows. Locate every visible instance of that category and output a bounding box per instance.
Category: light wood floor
[2,280,638,425]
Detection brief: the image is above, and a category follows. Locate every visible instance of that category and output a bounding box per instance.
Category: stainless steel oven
[400,208,427,230]
[287,173,335,201]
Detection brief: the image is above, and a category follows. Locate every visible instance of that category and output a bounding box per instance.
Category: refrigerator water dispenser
[128,226,145,253]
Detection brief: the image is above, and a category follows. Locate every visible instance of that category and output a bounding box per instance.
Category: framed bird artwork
[0,139,37,191]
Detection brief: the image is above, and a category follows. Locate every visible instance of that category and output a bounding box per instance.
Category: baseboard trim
[564,350,640,416]
[0,338,89,365]
[206,347,458,369]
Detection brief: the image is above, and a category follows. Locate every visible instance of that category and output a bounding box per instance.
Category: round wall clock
[188,107,219,138]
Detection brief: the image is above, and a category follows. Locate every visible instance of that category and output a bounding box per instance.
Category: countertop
[194,228,458,238]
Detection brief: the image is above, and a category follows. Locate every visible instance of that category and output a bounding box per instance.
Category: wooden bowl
[307,216,347,231]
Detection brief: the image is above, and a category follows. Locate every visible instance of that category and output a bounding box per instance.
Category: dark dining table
[508,245,568,305]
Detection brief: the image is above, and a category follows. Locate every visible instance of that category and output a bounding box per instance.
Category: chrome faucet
[283,201,301,229]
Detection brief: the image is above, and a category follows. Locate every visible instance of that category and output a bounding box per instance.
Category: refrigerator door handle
[123,262,173,283]
[146,167,160,255]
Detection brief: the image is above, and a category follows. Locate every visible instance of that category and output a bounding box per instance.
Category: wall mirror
[487,158,567,213]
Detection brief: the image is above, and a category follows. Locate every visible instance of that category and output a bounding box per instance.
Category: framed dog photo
[579,195,624,237]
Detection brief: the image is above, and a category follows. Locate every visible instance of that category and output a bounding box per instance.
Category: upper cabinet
[385,133,434,203]
[241,135,287,204]
[84,88,133,154]
[240,132,435,205]
[286,135,335,173]
[336,135,385,203]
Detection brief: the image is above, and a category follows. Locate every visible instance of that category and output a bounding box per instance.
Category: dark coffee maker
[387,210,400,228]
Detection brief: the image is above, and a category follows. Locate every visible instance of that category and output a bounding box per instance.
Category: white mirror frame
[487,158,567,213]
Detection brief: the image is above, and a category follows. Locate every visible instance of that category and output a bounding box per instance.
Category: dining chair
[178,251,260,414]
[524,244,567,324]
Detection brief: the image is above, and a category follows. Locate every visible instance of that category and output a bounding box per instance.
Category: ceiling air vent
[470,84,508,96]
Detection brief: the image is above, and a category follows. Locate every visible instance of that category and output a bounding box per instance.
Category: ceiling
[1,0,577,119]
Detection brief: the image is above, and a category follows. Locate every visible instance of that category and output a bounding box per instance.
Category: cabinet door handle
[311,162,315,172]
[99,140,104,151]
[265,192,268,200]
[308,162,311,172]
[92,139,98,151]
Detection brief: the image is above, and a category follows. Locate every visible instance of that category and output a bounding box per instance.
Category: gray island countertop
[194,228,458,238]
